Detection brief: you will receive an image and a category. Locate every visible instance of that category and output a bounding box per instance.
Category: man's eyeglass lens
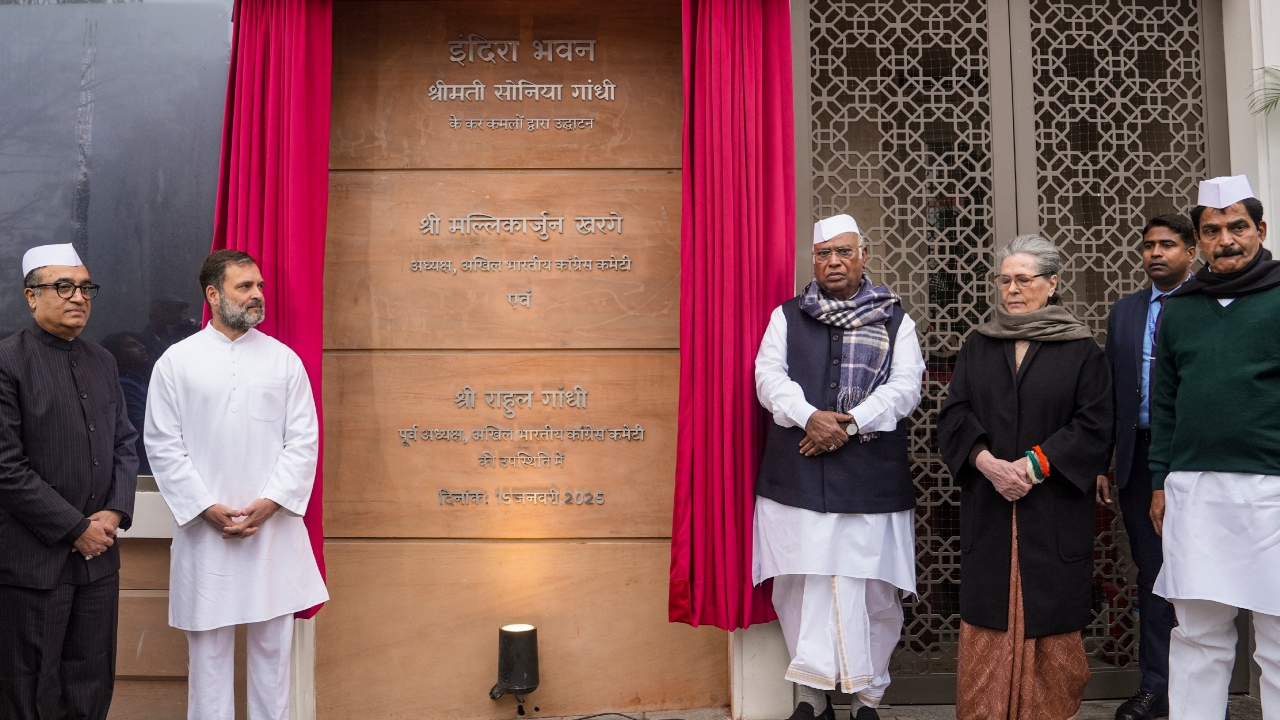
[814,248,857,261]
[992,274,1045,289]
[33,282,100,300]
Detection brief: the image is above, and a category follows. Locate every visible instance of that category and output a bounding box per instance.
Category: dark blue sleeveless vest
[755,297,916,514]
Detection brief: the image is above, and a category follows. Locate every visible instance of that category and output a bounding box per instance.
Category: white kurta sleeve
[850,313,925,433]
[755,306,818,430]
[144,355,217,527]
[260,355,319,517]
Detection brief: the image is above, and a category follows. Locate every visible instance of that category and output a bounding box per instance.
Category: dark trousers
[1118,436,1177,698]
[0,569,119,720]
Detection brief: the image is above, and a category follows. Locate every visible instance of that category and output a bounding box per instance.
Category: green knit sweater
[1150,284,1280,489]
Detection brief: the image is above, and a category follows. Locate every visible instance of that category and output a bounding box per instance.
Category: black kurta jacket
[937,333,1113,638]
[0,323,138,589]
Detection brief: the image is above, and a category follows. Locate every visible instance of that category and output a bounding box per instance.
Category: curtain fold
[669,0,796,630]
[209,0,333,619]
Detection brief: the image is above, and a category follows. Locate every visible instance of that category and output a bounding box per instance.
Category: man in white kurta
[1149,177,1280,719]
[145,250,328,720]
[754,215,924,720]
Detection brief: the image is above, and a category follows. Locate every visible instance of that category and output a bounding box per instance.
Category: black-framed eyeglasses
[990,273,1049,289]
[28,282,100,300]
[813,247,860,262]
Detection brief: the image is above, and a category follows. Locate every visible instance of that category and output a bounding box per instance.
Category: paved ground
[824,695,1263,720]
[571,695,1265,720]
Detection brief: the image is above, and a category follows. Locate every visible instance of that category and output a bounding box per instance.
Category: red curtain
[209,0,333,619]
[669,0,796,630]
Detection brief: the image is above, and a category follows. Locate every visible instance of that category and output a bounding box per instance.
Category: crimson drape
[669,0,796,630]
[209,0,333,619]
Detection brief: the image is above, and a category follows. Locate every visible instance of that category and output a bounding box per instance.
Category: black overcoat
[937,333,1113,638]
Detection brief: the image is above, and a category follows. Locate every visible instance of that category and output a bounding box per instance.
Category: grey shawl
[975,303,1094,342]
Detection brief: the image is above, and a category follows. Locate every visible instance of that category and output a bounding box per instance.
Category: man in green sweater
[1149,175,1280,720]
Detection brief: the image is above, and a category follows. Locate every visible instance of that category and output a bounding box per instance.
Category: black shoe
[1115,691,1168,720]
[787,697,835,720]
[853,707,880,720]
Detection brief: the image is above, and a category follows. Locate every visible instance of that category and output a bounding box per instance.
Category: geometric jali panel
[1032,0,1206,329]
[1030,0,1207,672]
[810,0,995,676]
[809,0,1210,682]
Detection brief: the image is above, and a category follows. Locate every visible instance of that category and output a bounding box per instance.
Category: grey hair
[993,234,1063,277]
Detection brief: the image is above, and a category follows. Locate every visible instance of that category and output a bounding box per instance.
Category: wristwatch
[846,420,858,435]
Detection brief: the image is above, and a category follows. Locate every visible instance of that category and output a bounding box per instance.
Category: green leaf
[1249,66,1280,116]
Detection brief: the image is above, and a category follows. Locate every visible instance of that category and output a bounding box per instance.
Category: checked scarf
[798,273,900,414]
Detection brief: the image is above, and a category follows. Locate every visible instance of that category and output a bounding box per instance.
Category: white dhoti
[186,613,294,720]
[1157,471,1280,719]
[754,496,916,707]
[772,574,903,705]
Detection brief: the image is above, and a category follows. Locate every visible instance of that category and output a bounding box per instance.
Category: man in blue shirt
[1100,214,1197,720]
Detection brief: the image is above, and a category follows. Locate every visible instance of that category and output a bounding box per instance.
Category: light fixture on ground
[489,623,539,702]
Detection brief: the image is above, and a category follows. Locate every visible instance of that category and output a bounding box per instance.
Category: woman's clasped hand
[973,449,1033,501]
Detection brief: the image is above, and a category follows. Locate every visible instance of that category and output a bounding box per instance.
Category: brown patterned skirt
[956,507,1090,720]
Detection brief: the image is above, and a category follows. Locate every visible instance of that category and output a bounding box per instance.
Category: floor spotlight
[489,623,539,702]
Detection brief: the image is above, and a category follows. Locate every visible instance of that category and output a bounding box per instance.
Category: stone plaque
[330,0,682,170]
[323,351,677,538]
[319,1,704,714]
[325,170,679,349]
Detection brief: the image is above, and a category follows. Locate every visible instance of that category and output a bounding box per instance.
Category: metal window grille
[1029,0,1206,669]
[808,0,1206,683]
[811,0,995,677]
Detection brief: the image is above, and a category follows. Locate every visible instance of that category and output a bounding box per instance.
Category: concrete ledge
[730,622,792,720]
[119,488,175,539]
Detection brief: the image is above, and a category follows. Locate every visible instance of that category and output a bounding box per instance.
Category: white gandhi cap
[813,214,860,245]
[1197,175,1255,209]
[22,244,83,277]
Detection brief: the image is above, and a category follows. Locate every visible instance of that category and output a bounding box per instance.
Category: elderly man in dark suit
[0,244,138,720]
[1099,215,1197,720]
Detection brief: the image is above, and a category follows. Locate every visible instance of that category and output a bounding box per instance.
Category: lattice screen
[808,0,1207,680]
[1029,0,1206,669]
[811,0,994,676]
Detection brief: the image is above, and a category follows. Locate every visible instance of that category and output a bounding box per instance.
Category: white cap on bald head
[813,214,860,245]
[1197,175,1255,209]
[22,244,83,277]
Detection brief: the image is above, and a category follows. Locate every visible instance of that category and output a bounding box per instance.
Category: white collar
[204,322,258,346]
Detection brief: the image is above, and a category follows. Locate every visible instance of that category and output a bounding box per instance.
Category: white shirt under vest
[752,306,925,592]
[145,324,328,631]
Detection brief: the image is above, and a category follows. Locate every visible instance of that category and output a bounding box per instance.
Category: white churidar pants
[1159,471,1280,719]
[1167,599,1280,720]
[186,614,294,720]
[773,573,903,708]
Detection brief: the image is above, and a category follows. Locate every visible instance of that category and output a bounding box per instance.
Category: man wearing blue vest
[754,214,925,720]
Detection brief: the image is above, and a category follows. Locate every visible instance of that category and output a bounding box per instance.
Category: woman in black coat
[937,234,1113,720]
